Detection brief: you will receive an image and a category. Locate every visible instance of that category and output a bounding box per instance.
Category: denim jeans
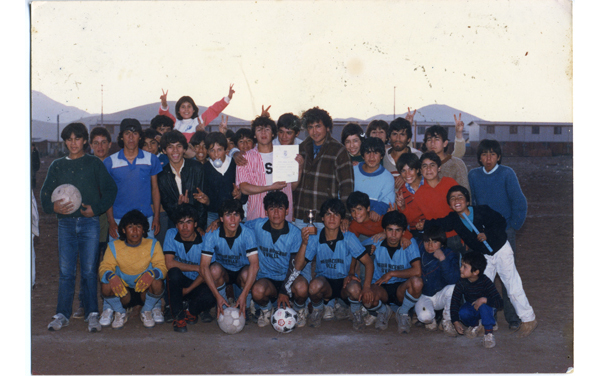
[459,302,496,330]
[57,216,100,319]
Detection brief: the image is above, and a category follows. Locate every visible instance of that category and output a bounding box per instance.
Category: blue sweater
[353,163,395,215]
[419,245,460,297]
[468,165,527,231]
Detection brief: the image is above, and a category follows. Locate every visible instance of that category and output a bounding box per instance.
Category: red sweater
[413,177,459,238]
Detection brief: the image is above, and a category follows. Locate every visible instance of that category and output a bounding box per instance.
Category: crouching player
[450,251,503,349]
[414,225,460,336]
[246,192,311,327]
[283,198,374,330]
[363,211,422,333]
[200,199,259,321]
[418,185,538,337]
[98,210,167,329]
[164,204,217,333]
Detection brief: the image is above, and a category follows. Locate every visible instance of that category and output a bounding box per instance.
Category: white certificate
[272,145,299,183]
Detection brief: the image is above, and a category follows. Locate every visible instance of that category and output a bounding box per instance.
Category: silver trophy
[307,209,316,225]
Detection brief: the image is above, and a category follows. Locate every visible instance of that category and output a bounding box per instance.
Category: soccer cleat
[465,324,484,339]
[352,310,365,330]
[309,308,324,328]
[396,312,411,334]
[296,307,308,328]
[173,318,188,333]
[374,305,393,331]
[111,311,128,329]
[323,305,335,321]
[425,320,438,331]
[483,333,496,348]
[364,311,377,326]
[152,307,164,324]
[87,312,101,333]
[515,319,538,338]
[141,311,155,328]
[200,310,213,323]
[508,321,521,330]
[48,313,69,331]
[334,302,350,320]
[99,309,114,327]
[73,306,85,319]
[257,308,273,328]
[442,320,459,337]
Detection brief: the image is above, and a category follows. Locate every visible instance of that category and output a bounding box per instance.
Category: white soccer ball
[217,307,245,334]
[51,184,82,214]
[271,307,298,333]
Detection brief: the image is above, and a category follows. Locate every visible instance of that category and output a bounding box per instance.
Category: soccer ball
[271,307,298,333]
[217,307,245,334]
[51,184,82,214]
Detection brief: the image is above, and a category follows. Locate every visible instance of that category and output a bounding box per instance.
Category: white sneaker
[334,302,350,320]
[48,313,69,331]
[257,308,273,328]
[364,309,377,326]
[296,307,308,328]
[396,312,411,334]
[442,320,458,337]
[87,312,101,333]
[151,307,164,324]
[483,333,496,348]
[425,320,438,331]
[141,311,155,328]
[323,305,335,321]
[466,324,484,339]
[111,311,128,329]
[99,309,114,327]
[374,305,393,330]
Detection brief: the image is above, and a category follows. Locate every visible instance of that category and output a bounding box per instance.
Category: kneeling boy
[99,210,167,329]
[450,251,503,349]
[364,211,422,334]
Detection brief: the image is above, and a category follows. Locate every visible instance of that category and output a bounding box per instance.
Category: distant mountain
[31,91,95,123]
[363,104,484,124]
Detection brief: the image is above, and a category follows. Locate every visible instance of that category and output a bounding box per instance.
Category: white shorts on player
[483,241,535,323]
[415,284,455,323]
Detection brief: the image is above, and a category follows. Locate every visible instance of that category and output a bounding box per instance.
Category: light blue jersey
[162,228,208,281]
[201,223,258,272]
[372,238,421,284]
[305,228,367,280]
[245,218,311,281]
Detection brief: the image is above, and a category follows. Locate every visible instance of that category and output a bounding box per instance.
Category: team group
[39,85,537,349]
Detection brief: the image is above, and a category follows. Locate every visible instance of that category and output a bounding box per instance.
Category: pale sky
[30,0,573,122]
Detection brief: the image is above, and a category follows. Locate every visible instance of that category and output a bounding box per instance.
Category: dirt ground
[30,154,573,375]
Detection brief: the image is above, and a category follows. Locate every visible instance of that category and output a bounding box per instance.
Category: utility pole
[101,84,104,127]
[393,86,396,120]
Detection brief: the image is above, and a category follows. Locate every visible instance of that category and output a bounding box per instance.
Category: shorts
[381,281,404,306]
[123,287,144,308]
[325,277,346,300]
[262,278,284,303]
[224,266,243,287]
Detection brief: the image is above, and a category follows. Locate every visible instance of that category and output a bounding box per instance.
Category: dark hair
[225,129,235,141]
[319,198,346,218]
[389,117,413,139]
[175,96,199,120]
[160,130,188,151]
[117,131,144,149]
[446,185,471,206]
[366,120,389,142]
[118,209,149,241]
[143,128,160,141]
[341,122,364,145]
[420,151,442,169]
[302,107,333,131]
[234,128,255,145]
[462,251,487,274]
[251,116,277,139]
[205,131,228,151]
[150,115,174,131]
[424,125,449,152]
[173,204,200,225]
[396,152,421,175]
[218,199,245,220]
[346,191,370,211]
[61,123,89,150]
[90,126,111,143]
[263,191,289,211]
[476,139,503,166]
[189,130,208,146]
[360,136,386,157]
[422,224,447,247]
[277,113,301,133]
[381,211,408,232]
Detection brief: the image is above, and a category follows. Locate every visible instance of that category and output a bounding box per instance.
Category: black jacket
[157,159,208,230]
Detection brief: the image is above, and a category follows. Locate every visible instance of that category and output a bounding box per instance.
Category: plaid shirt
[294,134,354,222]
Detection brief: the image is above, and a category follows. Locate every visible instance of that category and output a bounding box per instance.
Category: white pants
[415,284,455,323]
[484,241,535,322]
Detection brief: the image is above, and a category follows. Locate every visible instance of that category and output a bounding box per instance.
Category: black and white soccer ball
[217,307,245,334]
[271,307,298,333]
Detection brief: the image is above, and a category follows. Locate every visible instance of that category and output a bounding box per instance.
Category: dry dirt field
[29,154,573,375]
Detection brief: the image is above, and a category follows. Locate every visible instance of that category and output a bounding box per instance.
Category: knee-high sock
[397,290,418,315]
